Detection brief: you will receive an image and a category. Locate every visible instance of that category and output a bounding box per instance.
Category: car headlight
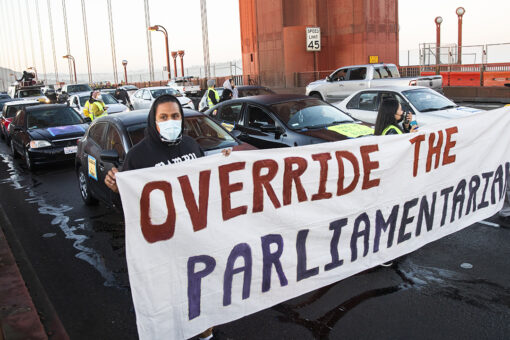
[30,140,52,148]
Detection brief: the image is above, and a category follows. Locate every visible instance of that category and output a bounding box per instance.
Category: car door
[343,67,368,97]
[345,91,380,124]
[96,124,127,203]
[10,110,26,153]
[141,90,153,109]
[235,104,288,149]
[82,122,108,200]
[212,103,244,132]
[131,90,143,109]
[325,68,349,102]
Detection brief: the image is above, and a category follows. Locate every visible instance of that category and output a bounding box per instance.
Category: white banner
[117,107,510,339]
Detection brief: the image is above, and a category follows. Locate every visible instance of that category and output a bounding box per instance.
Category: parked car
[9,104,90,170]
[8,84,46,100]
[205,94,374,149]
[334,86,483,127]
[167,76,201,96]
[75,109,255,206]
[131,87,194,110]
[306,63,443,102]
[0,99,41,144]
[198,85,276,112]
[60,83,93,94]
[69,92,129,116]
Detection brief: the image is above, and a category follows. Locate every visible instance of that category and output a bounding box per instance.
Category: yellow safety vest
[90,101,107,121]
[207,87,219,108]
[381,125,402,135]
[84,100,91,118]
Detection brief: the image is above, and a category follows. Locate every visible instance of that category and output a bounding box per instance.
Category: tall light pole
[34,0,47,83]
[435,16,443,73]
[148,25,171,80]
[178,50,185,77]
[171,51,178,78]
[456,7,465,65]
[62,0,73,83]
[200,0,211,79]
[107,0,119,85]
[122,60,128,84]
[144,0,154,82]
[47,0,59,84]
[81,0,92,83]
[63,55,77,84]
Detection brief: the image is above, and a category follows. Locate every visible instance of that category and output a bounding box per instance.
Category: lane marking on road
[478,220,500,228]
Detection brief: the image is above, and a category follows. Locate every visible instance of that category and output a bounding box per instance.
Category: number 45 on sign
[306,27,321,51]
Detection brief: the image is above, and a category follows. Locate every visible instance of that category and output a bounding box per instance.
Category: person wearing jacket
[104,94,225,340]
[222,78,238,99]
[85,91,108,121]
[206,79,219,108]
[114,87,131,108]
[374,97,416,136]
[220,88,233,102]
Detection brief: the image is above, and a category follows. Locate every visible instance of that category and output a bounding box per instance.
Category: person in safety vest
[374,97,417,136]
[206,79,219,109]
[85,91,108,121]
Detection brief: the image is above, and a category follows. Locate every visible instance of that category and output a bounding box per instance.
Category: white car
[69,91,129,117]
[131,87,194,110]
[334,86,483,127]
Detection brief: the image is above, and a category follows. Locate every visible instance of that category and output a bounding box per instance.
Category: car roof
[353,85,429,93]
[98,108,205,127]
[4,99,40,106]
[139,86,174,90]
[224,94,313,106]
[25,104,70,112]
[335,63,397,69]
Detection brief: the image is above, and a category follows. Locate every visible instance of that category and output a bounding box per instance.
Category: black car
[9,104,90,170]
[75,109,256,206]
[204,94,374,149]
[198,85,276,111]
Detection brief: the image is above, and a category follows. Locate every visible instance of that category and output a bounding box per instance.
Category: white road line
[478,220,500,228]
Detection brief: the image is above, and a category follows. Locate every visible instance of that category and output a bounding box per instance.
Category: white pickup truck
[306,63,443,102]
[167,76,201,97]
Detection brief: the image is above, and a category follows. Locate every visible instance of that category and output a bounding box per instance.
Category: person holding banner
[104,94,225,340]
[374,97,417,136]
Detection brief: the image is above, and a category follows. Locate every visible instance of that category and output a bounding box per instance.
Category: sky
[1,0,509,82]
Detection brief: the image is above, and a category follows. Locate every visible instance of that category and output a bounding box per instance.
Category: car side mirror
[230,130,241,138]
[100,149,120,166]
[326,75,331,82]
[260,124,283,133]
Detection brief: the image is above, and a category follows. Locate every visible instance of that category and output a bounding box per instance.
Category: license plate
[64,146,77,154]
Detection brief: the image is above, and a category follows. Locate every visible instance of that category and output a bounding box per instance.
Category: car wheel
[310,92,323,100]
[24,148,36,171]
[78,166,98,205]
[10,141,19,159]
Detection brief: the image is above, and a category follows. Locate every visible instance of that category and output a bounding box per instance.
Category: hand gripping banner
[117,107,510,339]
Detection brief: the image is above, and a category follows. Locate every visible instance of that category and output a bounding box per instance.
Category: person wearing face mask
[104,94,224,340]
[222,78,238,99]
[88,91,108,121]
[374,97,417,136]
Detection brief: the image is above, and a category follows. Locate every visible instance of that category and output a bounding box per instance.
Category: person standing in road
[374,97,417,136]
[87,91,108,121]
[223,78,238,99]
[114,86,132,109]
[104,94,228,340]
[206,79,219,109]
[220,88,233,102]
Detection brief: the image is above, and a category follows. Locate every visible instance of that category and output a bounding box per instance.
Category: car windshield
[271,99,354,129]
[101,94,119,104]
[66,84,92,93]
[26,107,83,129]
[151,88,178,98]
[19,89,42,97]
[6,104,39,118]
[239,88,275,97]
[126,116,237,151]
[402,89,456,112]
[79,96,89,107]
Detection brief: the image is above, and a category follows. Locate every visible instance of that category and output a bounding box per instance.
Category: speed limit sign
[306,27,321,51]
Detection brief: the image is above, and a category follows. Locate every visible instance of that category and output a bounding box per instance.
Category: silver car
[334,86,483,127]
[69,92,129,117]
[131,86,194,110]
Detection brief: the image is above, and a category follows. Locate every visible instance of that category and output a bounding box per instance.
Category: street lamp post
[62,55,77,84]
[148,25,171,80]
[178,50,185,77]
[122,60,128,84]
[171,51,178,78]
[435,16,443,74]
[456,7,465,65]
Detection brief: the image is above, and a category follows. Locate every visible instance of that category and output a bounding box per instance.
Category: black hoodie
[121,96,203,172]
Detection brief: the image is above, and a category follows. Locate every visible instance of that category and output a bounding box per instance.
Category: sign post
[306,27,321,80]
